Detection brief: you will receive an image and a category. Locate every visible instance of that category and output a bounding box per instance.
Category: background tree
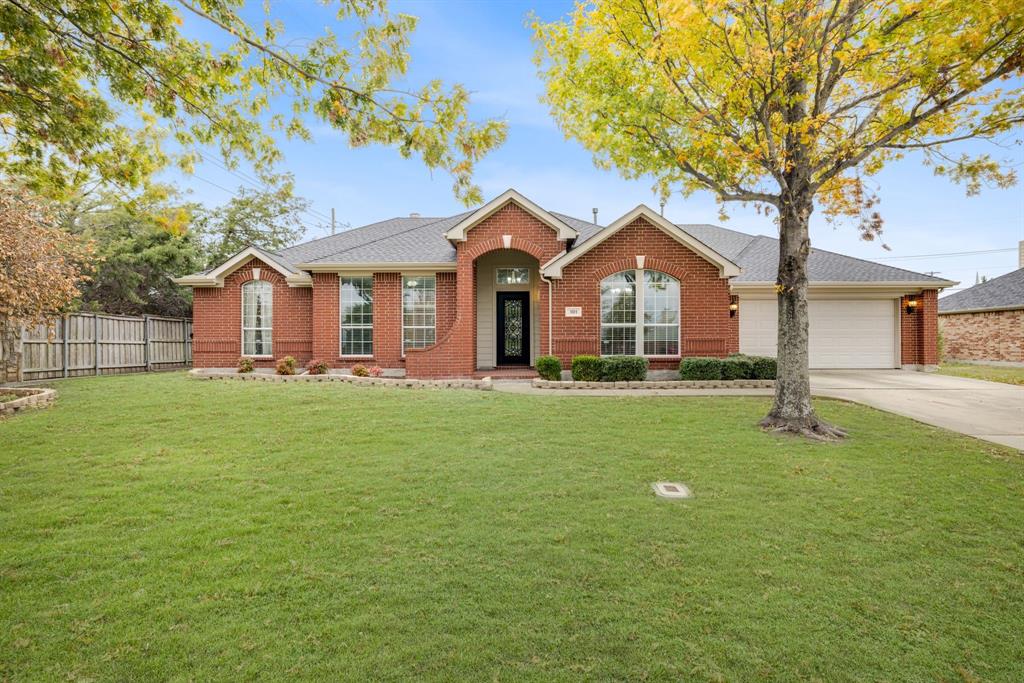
[0,0,506,202]
[194,175,314,267]
[0,183,92,381]
[534,0,1024,438]
[60,187,203,317]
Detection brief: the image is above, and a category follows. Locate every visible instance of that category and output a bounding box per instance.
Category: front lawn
[2,373,1022,680]
[937,361,1024,386]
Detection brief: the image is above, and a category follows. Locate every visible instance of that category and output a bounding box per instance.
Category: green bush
[679,357,723,380]
[721,356,754,380]
[600,355,649,382]
[236,357,255,373]
[750,355,777,380]
[571,355,606,382]
[535,355,562,381]
[351,364,370,377]
[275,356,296,375]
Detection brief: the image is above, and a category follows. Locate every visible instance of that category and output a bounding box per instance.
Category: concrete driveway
[811,370,1024,450]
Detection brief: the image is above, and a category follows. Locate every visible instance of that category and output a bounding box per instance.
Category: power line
[190,173,332,238]
[873,247,1017,261]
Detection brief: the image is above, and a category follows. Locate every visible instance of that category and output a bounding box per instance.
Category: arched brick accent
[192,257,312,368]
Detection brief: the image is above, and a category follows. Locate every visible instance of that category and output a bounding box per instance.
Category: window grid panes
[341,276,373,356]
[643,270,680,356]
[600,271,636,355]
[600,270,679,357]
[496,267,530,285]
[403,275,436,353]
[242,280,272,356]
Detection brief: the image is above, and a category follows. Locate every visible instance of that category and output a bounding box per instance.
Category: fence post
[143,315,151,372]
[181,318,188,367]
[62,315,69,378]
[94,314,100,376]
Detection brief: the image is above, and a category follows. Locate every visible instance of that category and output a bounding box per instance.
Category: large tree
[0,183,92,381]
[60,186,203,317]
[0,0,506,202]
[534,0,1024,438]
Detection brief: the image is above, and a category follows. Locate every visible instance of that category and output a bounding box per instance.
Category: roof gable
[173,246,312,288]
[443,189,579,242]
[542,205,742,279]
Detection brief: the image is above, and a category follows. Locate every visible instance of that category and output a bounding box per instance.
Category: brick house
[938,247,1024,365]
[176,190,953,377]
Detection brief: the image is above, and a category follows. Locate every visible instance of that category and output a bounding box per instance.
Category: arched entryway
[474,249,541,370]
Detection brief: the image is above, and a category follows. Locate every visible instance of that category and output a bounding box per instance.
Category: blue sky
[169,0,1024,291]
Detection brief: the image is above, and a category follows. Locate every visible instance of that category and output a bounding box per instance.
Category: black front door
[496,292,530,366]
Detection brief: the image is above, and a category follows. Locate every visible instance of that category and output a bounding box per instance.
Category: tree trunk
[759,194,846,440]
[0,318,23,384]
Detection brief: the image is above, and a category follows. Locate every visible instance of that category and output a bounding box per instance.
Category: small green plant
[600,355,649,382]
[275,356,297,375]
[351,364,370,377]
[679,357,723,380]
[237,357,255,374]
[535,355,562,381]
[305,359,330,375]
[571,355,605,382]
[750,355,777,380]
[721,356,754,380]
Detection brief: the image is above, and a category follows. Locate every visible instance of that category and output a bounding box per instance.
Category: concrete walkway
[493,370,1024,450]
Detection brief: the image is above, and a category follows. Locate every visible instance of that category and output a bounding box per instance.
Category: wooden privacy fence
[17,313,192,381]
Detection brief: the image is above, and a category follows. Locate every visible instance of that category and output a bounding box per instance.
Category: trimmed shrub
[571,355,605,382]
[535,355,562,381]
[351,364,370,377]
[368,366,384,377]
[679,356,723,380]
[750,355,777,380]
[275,356,296,375]
[305,359,330,375]
[600,355,649,382]
[721,355,754,380]
[237,357,255,373]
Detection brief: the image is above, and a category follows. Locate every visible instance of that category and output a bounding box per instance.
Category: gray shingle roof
[184,202,951,287]
[938,268,1024,313]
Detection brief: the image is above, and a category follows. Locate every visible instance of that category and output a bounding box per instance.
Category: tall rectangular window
[402,275,436,353]
[340,276,373,356]
[242,280,273,356]
[600,271,637,355]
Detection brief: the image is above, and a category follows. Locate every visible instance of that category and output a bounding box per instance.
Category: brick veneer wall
[192,258,313,368]
[940,309,1024,363]
[405,203,565,378]
[900,289,939,366]
[549,216,738,369]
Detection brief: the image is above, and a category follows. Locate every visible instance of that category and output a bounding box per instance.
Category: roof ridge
[941,267,1023,300]
[307,210,473,263]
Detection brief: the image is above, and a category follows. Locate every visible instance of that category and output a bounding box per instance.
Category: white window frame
[496,267,530,285]
[340,276,374,357]
[241,279,273,357]
[600,269,680,358]
[402,275,436,355]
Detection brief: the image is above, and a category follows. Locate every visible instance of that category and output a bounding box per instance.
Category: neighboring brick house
[938,253,1024,365]
[176,189,953,378]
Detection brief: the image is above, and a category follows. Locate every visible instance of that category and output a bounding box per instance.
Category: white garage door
[739,299,897,368]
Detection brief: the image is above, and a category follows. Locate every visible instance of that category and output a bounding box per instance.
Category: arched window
[242,280,273,356]
[600,270,679,356]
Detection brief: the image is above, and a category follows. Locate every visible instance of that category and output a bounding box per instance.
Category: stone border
[188,368,492,391]
[532,378,775,390]
[0,387,57,416]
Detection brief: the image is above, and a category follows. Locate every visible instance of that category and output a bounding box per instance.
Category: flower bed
[0,387,57,416]
[532,378,774,390]
[188,368,492,391]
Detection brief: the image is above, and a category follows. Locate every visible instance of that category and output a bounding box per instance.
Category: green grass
[2,373,1023,681]
[0,393,17,403]
[937,361,1024,386]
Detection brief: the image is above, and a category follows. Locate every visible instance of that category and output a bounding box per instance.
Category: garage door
[739,299,897,368]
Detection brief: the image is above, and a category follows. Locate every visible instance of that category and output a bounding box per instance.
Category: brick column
[373,273,403,367]
[311,273,339,363]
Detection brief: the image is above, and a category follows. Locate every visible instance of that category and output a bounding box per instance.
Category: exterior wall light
[905,298,919,315]
[729,298,739,317]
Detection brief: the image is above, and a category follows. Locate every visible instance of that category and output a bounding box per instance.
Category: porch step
[472,367,537,379]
